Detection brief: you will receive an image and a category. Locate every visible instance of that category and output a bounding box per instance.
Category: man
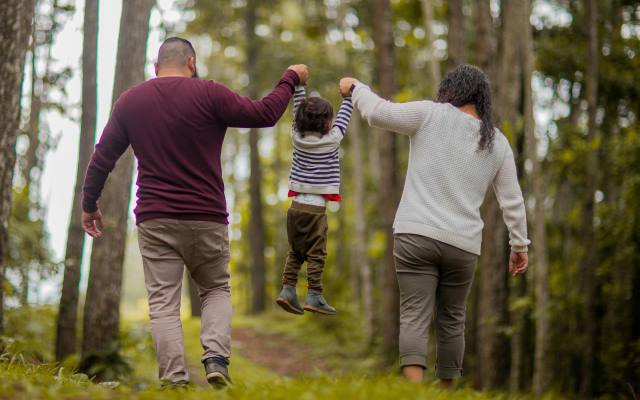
[81,37,308,387]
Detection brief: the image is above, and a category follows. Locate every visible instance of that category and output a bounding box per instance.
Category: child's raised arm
[332,95,353,136]
[292,85,306,117]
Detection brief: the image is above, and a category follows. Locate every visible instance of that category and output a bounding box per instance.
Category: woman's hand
[508,252,528,277]
[339,77,358,97]
[288,64,309,85]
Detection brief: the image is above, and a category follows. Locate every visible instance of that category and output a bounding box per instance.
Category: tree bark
[520,0,551,394]
[420,0,441,95]
[245,0,267,314]
[475,0,495,75]
[81,0,154,358]
[477,0,521,389]
[55,0,99,362]
[0,0,35,335]
[580,0,599,395]
[350,116,373,341]
[446,0,465,71]
[372,0,399,365]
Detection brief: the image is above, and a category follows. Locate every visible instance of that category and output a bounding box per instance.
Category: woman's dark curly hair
[295,97,334,135]
[436,64,495,151]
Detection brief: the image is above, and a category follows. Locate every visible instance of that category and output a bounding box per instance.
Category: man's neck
[156,68,190,78]
[457,104,481,120]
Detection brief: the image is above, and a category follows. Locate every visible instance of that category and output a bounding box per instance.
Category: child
[275,83,353,315]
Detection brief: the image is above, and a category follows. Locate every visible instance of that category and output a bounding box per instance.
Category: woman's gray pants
[394,233,477,379]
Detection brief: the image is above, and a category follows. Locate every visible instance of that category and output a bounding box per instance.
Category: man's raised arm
[209,65,308,128]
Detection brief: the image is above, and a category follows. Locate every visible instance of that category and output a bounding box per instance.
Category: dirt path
[186,326,329,386]
[231,327,329,377]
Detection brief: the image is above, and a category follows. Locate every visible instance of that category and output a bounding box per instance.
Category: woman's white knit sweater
[352,83,530,255]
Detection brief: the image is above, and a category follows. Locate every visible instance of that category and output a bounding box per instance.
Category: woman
[339,65,530,386]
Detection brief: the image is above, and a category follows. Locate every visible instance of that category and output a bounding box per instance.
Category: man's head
[154,37,198,78]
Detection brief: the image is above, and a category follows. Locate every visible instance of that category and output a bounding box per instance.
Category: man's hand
[82,210,103,238]
[508,252,528,277]
[339,77,359,97]
[288,64,309,85]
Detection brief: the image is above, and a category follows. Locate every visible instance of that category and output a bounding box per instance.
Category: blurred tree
[56,0,99,362]
[81,0,154,376]
[246,0,268,314]
[579,0,599,395]
[0,0,35,335]
[371,0,399,365]
[446,0,465,71]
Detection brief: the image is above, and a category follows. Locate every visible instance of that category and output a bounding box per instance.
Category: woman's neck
[457,104,481,120]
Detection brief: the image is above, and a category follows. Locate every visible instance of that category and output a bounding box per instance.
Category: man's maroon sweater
[82,69,299,225]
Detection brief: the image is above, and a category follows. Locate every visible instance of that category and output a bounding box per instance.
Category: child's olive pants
[394,233,477,379]
[282,201,328,292]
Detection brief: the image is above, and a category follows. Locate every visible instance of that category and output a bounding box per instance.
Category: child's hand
[339,77,358,97]
[288,64,309,85]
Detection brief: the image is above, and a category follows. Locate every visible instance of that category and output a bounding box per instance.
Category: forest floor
[0,306,559,399]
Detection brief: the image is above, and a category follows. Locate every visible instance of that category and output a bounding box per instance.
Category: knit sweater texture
[352,83,530,255]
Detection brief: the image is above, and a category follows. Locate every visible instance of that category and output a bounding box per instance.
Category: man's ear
[154,62,159,76]
[188,57,196,75]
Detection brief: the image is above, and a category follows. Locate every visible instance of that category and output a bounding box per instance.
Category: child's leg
[305,213,328,293]
[282,207,305,287]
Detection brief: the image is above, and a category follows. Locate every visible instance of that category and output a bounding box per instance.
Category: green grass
[0,306,566,399]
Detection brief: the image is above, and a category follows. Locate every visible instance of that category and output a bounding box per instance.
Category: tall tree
[521,0,550,394]
[245,0,267,313]
[350,116,373,341]
[477,0,521,389]
[0,0,35,334]
[580,0,599,395]
[420,0,441,95]
[55,0,99,361]
[371,0,399,364]
[81,0,154,360]
[446,0,465,71]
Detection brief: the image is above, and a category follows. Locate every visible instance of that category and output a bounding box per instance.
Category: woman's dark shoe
[203,358,233,388]
[276,285,304,315]
[303,291,336,315]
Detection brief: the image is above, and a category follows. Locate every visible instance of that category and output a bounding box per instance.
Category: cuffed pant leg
[435,245,477,379]
[394,234,440,370]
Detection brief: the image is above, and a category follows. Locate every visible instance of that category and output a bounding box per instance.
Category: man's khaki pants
[137,219,232,384]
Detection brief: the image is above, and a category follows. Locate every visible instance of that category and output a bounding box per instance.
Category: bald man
[81,37,308,388]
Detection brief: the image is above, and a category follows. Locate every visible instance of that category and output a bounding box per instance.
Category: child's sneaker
[303,291,336,315]
[276,285,304,315]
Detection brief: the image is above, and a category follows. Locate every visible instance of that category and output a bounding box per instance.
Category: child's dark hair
[295,97,334,135]
[435,64,495,151]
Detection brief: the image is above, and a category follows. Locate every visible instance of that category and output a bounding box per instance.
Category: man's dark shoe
[276,285,304,315]
[203,358,232,388]
[304,291,336,315]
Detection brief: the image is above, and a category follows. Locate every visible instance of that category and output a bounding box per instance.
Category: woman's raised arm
[341,78,433,136]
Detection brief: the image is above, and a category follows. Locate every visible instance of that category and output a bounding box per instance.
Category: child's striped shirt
[288,86,353,196]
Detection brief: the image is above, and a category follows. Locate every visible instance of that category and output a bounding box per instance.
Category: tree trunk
[372,0,399,365]
[245,1,267,314]
[475,0,495,75]
[477,0,521,389]
[580,0,599,395]
[351,116,373,341]
[521,0,551,394]
[446,0,465,71]
[420,0,441,95]
[0,0,35,335]
[22,0,59,191]
[81,0,154,358]
[55,0,99,362]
